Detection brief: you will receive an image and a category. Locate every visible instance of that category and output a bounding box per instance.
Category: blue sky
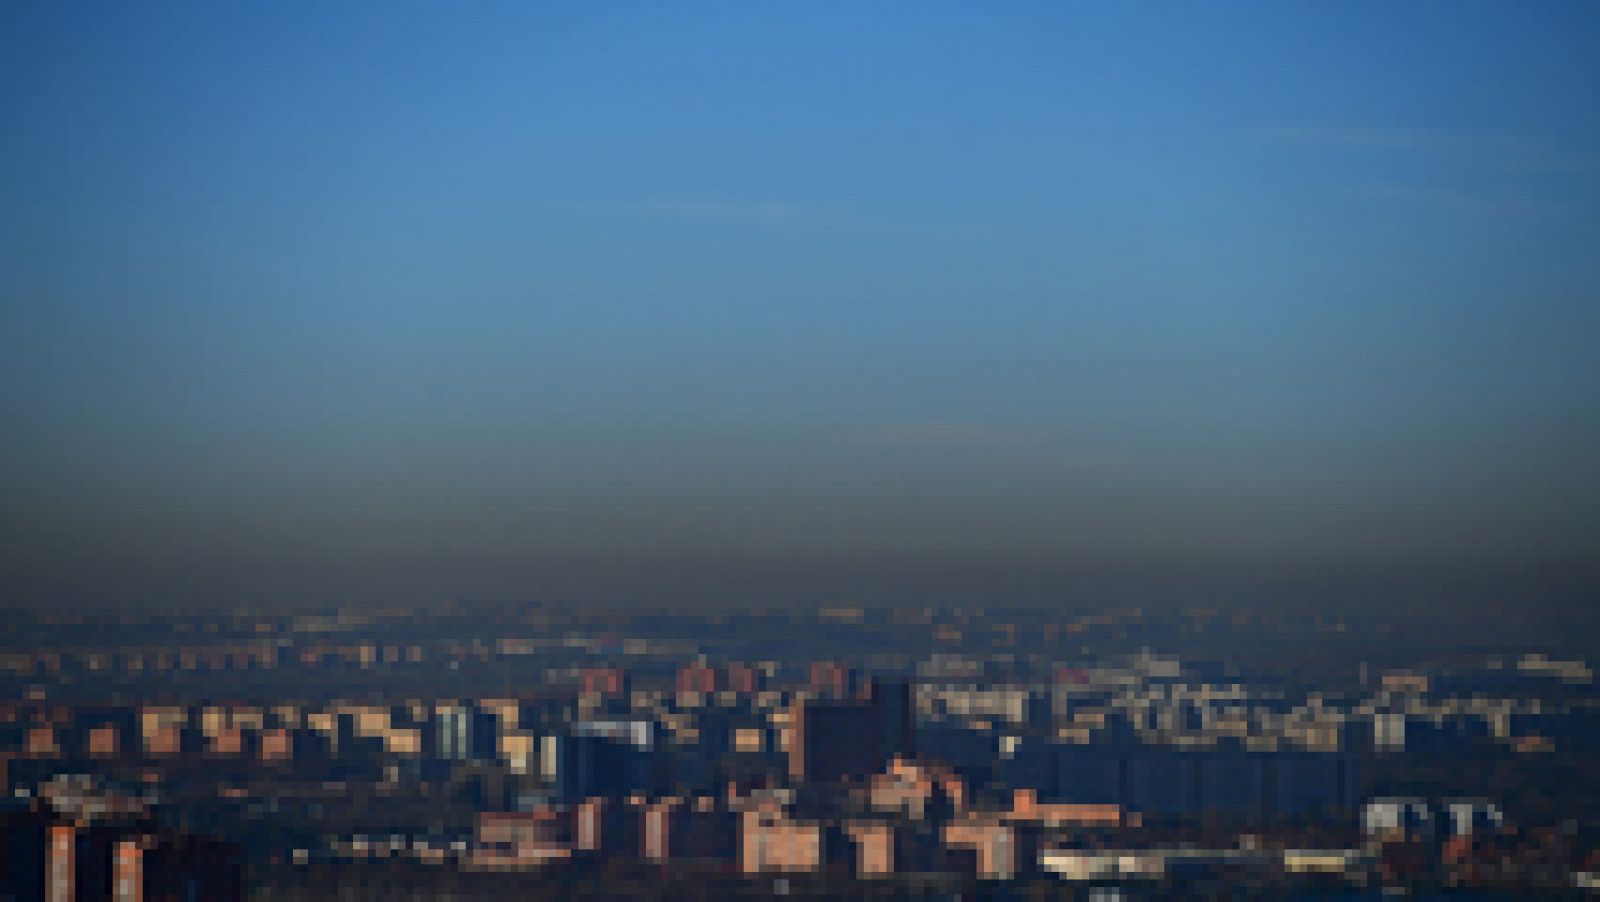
[2,2,1597,605]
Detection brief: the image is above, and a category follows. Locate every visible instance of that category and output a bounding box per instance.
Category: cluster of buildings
[1,606,1593,894]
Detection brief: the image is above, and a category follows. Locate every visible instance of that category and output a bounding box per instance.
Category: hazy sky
[3,2,1598,608]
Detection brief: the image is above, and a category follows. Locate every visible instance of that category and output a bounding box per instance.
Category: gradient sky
[3,2,1598,608]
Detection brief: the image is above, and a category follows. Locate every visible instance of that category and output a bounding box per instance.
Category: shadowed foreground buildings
[1,777,241,902]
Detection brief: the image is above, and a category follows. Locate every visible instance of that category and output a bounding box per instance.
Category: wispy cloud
[1264,124,1595,173]
[1341,182,1564,216]
[542,199,810,223]
[540,198,998,240]
[856,421,1026,447]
